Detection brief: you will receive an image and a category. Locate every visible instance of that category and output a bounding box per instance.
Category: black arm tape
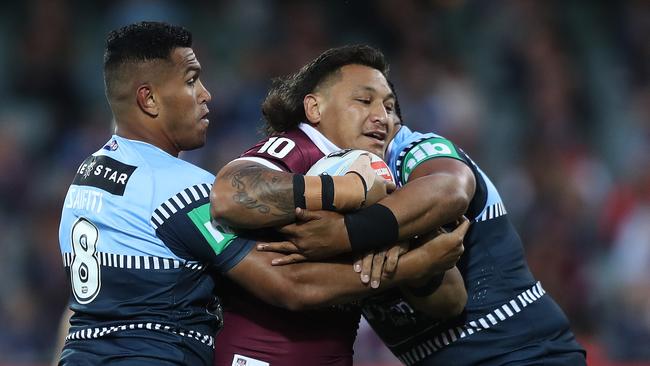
[344,203,398,254]
[406,272,445,297]
[320,174,335,210]
[293,174,306,209]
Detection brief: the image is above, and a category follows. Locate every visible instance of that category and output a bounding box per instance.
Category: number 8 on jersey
[70,218,101,304]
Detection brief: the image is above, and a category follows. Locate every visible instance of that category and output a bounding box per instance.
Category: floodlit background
[0,1,649,365]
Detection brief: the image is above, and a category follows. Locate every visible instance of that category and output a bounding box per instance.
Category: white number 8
[70,218,101,304]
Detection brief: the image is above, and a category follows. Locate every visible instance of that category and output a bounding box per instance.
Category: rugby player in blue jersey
[58,21,236,365]
[260,77,588,365]
[56,25,467,366]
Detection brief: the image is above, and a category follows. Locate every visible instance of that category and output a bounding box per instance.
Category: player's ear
[304,93,322,124]
[136,84,159,117]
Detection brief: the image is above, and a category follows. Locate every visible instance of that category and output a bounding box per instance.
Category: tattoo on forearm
[228,165,294,216]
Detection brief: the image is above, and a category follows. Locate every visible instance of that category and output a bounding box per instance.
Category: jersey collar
[386,125,407,160]
[298,123,341,155]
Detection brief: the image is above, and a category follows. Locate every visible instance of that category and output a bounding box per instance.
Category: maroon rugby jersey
[214,125,360,366]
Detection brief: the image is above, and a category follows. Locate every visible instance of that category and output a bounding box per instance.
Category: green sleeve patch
[401,137,464,182]
[187,203,236,255]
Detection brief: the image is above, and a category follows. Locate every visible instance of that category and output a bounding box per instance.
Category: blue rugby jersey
[360,126,585,366]
[58,135,254,365]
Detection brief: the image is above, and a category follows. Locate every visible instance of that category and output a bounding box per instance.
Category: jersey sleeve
[239,135,313,173]
[393,136,469,185]
[392,134,488,221]
[151,183,254,273]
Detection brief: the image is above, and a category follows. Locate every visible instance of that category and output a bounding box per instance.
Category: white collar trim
[298,123,341,155]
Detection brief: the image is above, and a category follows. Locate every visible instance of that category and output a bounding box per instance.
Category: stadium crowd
[0,0,648,364]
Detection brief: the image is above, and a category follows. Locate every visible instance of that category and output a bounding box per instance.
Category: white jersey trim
[65,322,215,349]
[298,123,341,155]
[62,252,204,271]
[150,183,212,230]
[231,157,284,171]
[396,282,547,366]
[476,202,508,222]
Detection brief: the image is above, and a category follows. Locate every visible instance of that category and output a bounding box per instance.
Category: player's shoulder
[242,129,313,156]
[238,128,323,173]
[388,126,458,158]
[387,126,466,183]
[144,156,213,209]
[95,136,214,205]
[389,126,442,149]
[69,137,141,197]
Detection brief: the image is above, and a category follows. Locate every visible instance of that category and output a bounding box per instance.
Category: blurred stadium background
[0,0,649,365]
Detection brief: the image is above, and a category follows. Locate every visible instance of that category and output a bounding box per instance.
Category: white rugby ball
[306,149,395,183]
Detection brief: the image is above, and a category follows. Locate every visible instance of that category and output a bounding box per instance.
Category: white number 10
[257,137,295,159]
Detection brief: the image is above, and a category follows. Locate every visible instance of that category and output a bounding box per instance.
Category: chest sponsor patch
[72,155,136,196]
[231,354,269,366]
[400,137,463,182]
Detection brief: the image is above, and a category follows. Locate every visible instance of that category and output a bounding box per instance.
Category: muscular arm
[272,158,476,258]
[226,222,466,311]
[211,158,390,230]
[381,157,476,240]
[402,267,467,319]
[211,160,296,229]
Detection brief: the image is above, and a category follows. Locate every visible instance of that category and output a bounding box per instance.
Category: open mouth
[364,131,386,143]
[200,110,210,123]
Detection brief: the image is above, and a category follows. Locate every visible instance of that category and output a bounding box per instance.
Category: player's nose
[198,80,212,103]
[369,102,389,126]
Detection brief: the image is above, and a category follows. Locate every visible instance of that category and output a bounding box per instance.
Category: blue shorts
[59,330,210,366]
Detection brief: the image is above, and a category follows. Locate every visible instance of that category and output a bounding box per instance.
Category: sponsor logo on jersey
[187,203,236,255]
[73,155,136,196]
[231,355,269,366]
[401,138,462,182]
[371,160,395,182]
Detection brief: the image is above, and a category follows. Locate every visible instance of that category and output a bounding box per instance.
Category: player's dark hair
[387,79,404,124]
[262,44,389,135]
[104,21,192,97]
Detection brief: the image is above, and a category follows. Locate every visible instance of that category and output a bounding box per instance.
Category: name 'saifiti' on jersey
[65,156,136,213]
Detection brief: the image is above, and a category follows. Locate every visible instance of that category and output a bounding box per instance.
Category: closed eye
[356,98,371,104]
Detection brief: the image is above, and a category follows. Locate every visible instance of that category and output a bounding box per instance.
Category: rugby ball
[306,149,395,183]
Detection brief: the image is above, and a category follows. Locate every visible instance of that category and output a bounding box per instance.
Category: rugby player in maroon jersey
[246,58,586,366]
[210,45,468,366]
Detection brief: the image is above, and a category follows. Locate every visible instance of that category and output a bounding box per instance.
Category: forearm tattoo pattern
[228,164,294,216]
